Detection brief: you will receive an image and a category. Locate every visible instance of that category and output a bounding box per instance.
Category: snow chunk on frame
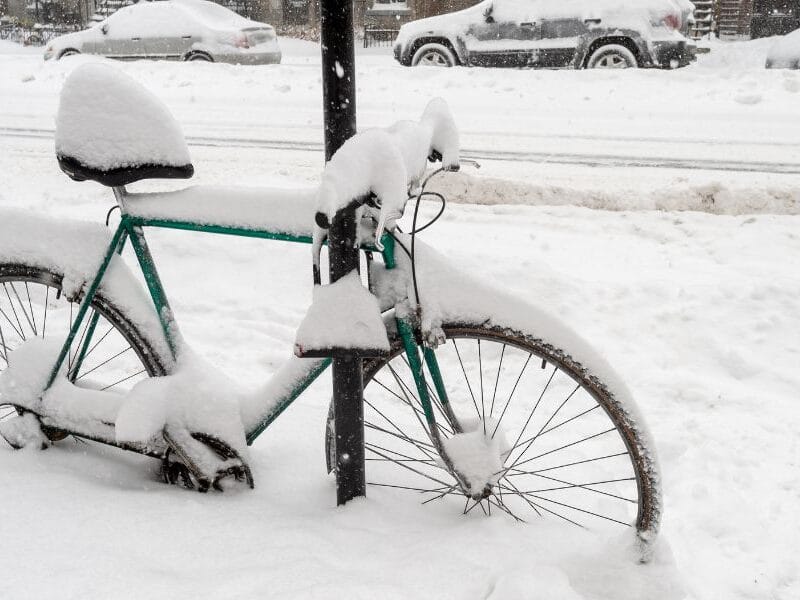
[294,271,390,355]
[316,98,460,223]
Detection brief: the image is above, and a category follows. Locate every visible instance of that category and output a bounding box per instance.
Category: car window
[490,0,537,24]
[103,5,147,38]
[127,3,200,37]
[541,19,586,39]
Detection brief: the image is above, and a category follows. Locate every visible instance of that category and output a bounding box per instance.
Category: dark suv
[393,0,696,69]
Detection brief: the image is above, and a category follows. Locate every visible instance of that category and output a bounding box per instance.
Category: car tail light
[234,32,250,49]
[662,13,681,30]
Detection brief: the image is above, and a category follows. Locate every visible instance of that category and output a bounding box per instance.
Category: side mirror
[483,4,494,24]
[101,23,109,35]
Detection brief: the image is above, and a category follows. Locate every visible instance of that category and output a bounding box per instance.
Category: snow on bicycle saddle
[55,63,194,188]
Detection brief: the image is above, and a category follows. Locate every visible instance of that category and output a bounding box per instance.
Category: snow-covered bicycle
[0,64,660,548]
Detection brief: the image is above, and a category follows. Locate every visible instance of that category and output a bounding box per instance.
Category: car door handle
[182,35,192,39]
[131,37,140,41]
[584,18,601,24]
[520,22,535,27]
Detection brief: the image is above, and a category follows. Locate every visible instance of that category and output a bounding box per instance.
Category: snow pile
[766,30,800,68]
[441,419,505,492]
[294,271,389,355]
[0,339,60,414]
[55,63,191,171]
[116,352,248,459]
[383,97,460,184]
[316,98,459,235]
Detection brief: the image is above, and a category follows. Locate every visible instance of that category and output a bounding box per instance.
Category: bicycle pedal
[0,412,48,450]
[162,427,254,493]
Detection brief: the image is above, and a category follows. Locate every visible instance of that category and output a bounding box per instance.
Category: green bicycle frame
[44,202,451,447]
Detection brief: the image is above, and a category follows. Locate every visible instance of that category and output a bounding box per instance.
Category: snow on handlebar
[315,98,460,245]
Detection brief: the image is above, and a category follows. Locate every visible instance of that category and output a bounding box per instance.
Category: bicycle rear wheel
[327,322,660,536]
[0,264,167,445]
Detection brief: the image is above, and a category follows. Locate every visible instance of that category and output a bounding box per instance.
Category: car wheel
[411,43,456,67]
[186,52,213,62]
[59,49,80,59]
[586,44,637,69]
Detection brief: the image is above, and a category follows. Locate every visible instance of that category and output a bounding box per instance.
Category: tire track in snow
[3,125,800,175]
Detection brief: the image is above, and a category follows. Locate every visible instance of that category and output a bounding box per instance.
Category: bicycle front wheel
[328,322,660,536]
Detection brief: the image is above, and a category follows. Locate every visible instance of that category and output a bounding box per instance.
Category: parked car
[393,0,696,69]
[43,0,281,64]
[766,28,800,68]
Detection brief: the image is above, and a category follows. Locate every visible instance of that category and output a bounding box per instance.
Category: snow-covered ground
[0,37,798,600]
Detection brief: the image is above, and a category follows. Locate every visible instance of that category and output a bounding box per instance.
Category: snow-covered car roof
[171,0,273,30]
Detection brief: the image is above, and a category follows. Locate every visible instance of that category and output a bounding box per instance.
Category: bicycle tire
[326,321,660,537]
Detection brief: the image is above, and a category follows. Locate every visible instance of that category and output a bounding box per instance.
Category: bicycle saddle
[55,63,194,188]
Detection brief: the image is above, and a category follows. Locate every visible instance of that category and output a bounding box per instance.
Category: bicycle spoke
[478,339,486,434]
[526,494,631,527]
[452,339,481,417]
[508,428,618,472]
[421,483,459,504]
[10,283,36,336]
[504,451,629,476]
[499,476,543,518]
[0,305,24,340]
[80,325,115,363]
[364,398,433,452]
[364,422,438,463]
[490,354,532,438]
[68,309,95,371]
[367,381,443,458]
[374,365,446,448]
[489,343,505,418]
[42,286,48,338]
[503,382,580,468]
[399,355,453,432]
[25,283,36,336]
[74,346,132,380]
[2,284,26,340]
[537,405,601,438]
[381,366,453,436]
[500,366,558,465]
[514,475,636,502]
[368,482,451,494]
[487,495,523,522]
[496,482,584,528]
[0,326,9,365]
[100,369,146,391]
[366,444,452,488]
[365,440,445,470]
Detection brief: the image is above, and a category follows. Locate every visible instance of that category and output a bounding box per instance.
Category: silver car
[43,0,281,64]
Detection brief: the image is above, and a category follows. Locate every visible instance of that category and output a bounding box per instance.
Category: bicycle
[0,63,661,549]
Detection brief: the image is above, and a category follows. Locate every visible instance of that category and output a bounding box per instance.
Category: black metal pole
[320,0,365,505]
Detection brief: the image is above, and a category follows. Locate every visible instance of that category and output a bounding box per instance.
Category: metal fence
[363,25,399,48]
[0,23,81,46]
